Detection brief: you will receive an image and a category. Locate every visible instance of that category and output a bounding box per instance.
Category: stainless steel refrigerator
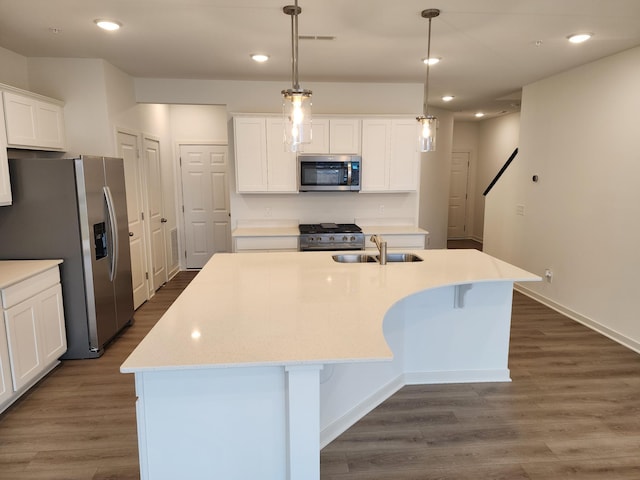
[0,156,134,359]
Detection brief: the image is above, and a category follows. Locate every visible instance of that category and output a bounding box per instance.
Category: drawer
[234,236,299,252]
[1,267,60,309]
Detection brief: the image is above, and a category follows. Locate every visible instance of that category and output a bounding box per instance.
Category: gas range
[299,223,365,251]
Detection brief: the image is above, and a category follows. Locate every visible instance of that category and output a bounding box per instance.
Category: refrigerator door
[104,157,134,330]
[76,156,119,350]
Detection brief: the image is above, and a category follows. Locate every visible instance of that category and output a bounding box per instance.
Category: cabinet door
[234,117,268,192]
[299,118,329,154]
[34,101,66,150]
[329,118,361,154]
[0,98,10,205]
[37,284,67,365]
[0,323,13,405]
[4,299,41,391]
[3,91,65,151]
[361,119,391,192]
[389,119,420,191]
[265,118,298,192]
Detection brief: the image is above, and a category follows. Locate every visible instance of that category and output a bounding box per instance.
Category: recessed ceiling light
[475,112,485,118]
[421,57,441,66]
[442,95,454,102]
[567,33,592,44]
[250,54,270,63]
[94,19,122,31]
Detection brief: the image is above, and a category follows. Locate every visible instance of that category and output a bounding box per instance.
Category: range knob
[329,236,335,241]
[350,236,356,241]
[342,236,348,241]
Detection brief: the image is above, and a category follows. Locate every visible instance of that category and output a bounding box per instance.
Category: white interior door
[144,136,167,291]
[180,144,231,269]
[117,131,148,309]
[448,151,470,239]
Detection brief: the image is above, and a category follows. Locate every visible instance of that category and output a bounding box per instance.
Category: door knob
[161,218,168,223]
[129,232,134,237]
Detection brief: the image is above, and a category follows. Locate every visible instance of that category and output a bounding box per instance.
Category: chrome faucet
[370,235,387,265]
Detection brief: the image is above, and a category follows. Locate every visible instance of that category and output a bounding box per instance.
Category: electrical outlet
[544,268,553,283]
[378,204,385,215]
[265,207,272,217]
[516,204,525,216]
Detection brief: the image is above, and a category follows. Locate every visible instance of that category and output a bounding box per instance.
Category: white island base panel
[132,280,517,480]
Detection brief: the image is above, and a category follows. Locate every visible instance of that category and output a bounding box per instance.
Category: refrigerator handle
[103,186,119,282]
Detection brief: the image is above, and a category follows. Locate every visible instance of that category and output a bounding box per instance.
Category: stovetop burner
[298,223,364,251]
[299,223,362,234]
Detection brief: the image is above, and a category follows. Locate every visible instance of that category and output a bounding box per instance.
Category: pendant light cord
[291,0,300,90]
[423,15,433,117]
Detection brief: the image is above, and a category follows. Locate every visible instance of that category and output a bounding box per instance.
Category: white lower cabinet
[234,236,299,252]
[0,263,66,412]
[0,324,12,406]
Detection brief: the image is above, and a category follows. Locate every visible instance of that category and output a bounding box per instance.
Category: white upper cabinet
[299,117,361,154]
[329,118,361,154]
[0,99,10,206]
[301,118,329,154]
[389,119,420,191]
[2,90,66,151]
[265,118,297,193]
[361,118,420,192]
[234,116,297,193]
[234,116,268,192]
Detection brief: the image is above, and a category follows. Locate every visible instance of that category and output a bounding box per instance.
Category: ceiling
[1,0,640,120]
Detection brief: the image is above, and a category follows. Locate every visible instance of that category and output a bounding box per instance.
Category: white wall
[27,58,113,156]
[419,108,454,248]
[484,45,640,351]
[0,46,29,89]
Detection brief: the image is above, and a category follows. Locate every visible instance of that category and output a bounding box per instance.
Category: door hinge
[179,157,182,166]
[141,212,145,221]
[182,205,185,213]
[145,272,149,280]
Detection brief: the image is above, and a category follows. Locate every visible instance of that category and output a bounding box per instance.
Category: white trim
[515,284,640,355]
[404,369,511,385]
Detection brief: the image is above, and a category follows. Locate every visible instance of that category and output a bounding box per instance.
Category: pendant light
[416,8,440,152]
[282,0,312,152]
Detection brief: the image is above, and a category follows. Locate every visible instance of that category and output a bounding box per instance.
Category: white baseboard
[404,369,511,385]
[515,284,640,355]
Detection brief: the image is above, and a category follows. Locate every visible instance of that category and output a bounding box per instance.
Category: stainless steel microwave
[298,155,361,192]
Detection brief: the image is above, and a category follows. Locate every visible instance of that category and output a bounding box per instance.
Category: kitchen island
[121,249,539,480]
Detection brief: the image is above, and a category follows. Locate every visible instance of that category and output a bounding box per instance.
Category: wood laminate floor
[2,269,640,479]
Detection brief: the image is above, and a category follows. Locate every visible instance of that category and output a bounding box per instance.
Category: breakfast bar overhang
[121,249,540,480]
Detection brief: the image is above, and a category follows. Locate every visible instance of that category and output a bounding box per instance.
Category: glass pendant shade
[417,115,437,152]
[282,88,312,152]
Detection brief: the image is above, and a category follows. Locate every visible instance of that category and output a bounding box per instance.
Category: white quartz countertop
[0,260,63,289]
[121,249,539,373]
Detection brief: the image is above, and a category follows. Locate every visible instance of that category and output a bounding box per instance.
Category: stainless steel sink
[332,254,378,263]
[383,253,423,263]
